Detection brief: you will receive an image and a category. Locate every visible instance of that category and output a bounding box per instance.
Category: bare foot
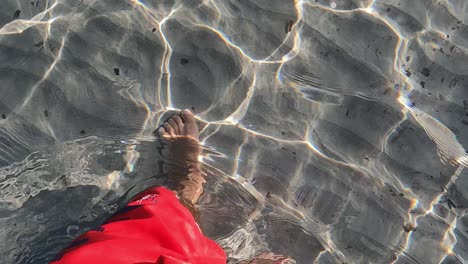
[158,109,205,204]
[159,109,199,141]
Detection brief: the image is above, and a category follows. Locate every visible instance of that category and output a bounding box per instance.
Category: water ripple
[0,0,467,263]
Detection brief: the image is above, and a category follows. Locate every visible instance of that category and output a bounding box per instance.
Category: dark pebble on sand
[406,56,410,62]
[447,199,457,209]
[34,40,44,47]
[285,20,293,33]
[420,67,430,77]
[180,58,189,65]
[1,114,6,119]
[44,110,49,117]
[405,70,411,77]
[31,1,34,5]
[266,192,271,199]
[152,28,156,32]
[345,109,349,117]
[80,130,86,135]
[113,68,120,75]
[191,106,195,111]
[13,10,21,19]
[420,81,425,88]
[403,224,416,233]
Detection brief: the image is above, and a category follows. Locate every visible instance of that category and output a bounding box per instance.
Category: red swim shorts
[51,187,226,264]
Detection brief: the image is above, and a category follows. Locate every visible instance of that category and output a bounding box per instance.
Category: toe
[164,122,175,136]
[174,116,184,130]
[168,118,179,134]
[181,109,196,127]
[158,127,169,137]
[181,109,198,138]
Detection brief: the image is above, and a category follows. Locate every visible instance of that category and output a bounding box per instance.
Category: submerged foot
[159,109,199,141]
[158,109,201,164]
[158,109,204,204]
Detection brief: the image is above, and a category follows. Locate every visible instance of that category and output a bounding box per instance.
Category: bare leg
[159,110,294,263]
[158,109,205,204]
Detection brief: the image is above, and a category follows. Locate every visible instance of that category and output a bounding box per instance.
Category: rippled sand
[1,0,468,263]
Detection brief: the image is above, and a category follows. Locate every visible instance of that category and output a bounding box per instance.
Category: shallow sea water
[1,0,468,263]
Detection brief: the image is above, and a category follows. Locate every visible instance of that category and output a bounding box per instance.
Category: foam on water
[0,0,468,263]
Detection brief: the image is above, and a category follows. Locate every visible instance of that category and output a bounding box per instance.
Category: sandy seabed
[0,0,468,263]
